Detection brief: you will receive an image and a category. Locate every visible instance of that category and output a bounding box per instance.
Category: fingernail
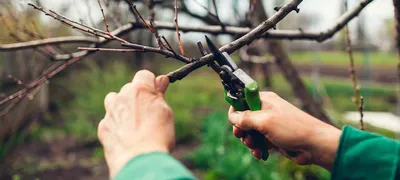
[159,76,169,93]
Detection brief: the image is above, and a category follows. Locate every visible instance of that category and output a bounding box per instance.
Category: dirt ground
[1,137,200,180]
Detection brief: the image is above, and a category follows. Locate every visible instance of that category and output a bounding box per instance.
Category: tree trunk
[393,0,400,115]
[250,0,331,124]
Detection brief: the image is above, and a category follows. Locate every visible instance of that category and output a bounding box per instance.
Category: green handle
[225,82,269,161]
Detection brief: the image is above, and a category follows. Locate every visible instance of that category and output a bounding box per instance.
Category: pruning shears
[204,35,270,161]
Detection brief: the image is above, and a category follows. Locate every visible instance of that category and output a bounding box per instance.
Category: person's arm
[331,126,400,180]
[228,92,400,179]
[97,70,195,179]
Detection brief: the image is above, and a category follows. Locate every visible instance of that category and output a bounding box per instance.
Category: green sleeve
[114,152,196,180]
[331,126,400,180]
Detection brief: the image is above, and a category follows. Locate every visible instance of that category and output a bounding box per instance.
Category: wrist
[309,122,341,171]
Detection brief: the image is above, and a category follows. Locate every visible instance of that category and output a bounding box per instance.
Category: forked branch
[1,0,374,52]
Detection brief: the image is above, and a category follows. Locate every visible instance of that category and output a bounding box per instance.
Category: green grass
[165,70,227,140]
[264,75,396,113]
[58,62,133,139]
[289,51,397,67]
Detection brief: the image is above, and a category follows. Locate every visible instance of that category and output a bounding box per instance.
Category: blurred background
[0,0,398,179]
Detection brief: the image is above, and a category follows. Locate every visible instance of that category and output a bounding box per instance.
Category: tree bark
[250,0,331,124]
[393,0,400,115]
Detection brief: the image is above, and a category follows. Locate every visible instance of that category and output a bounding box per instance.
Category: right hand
[228,92,341,171]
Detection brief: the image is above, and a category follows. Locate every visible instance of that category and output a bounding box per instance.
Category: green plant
[60,62,133,138]
[289,51,397,67]
[165,71,227,140]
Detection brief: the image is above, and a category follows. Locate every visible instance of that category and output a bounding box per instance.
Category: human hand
[228,92,341,171]
[97,70,174,177]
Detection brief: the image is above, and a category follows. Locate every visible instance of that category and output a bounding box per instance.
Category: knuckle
[239,110,252,125]
[120,83,133,92]
[161,103,174,118]
[262,91,278,98]
[104,92,117,108]
[137,70,155,78]
[97,120,107,140]
[105,92,117,100]
[133,83,152,93]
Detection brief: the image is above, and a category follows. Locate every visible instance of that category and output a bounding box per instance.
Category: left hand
[97,70,175,178]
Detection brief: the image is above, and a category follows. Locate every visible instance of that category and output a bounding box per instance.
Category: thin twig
[96,0,110,33]
[28,4,111,39]
[174,0,185,56]
[162,36,177,56]
[192,0,224,27]
[122,42,190,64]
[131,4,154,32]
[211,0,224,28]
[130,2,166,48]
[29,3,131,44]
[147,0,164,48]
[77,47,144,52]
[0,36,99,51]
[344,1,364,130]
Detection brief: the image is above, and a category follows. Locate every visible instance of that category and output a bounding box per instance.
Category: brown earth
[1,137,200,180]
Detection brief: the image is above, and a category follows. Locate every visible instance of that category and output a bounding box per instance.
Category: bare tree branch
[96,0,110,33]
[344,2,364,130]
[174,0,185,56]
[147,0,165,48]
[0,36,99,51]
[0,0,373,52]
[166,0,303,82]
[0,0,375,109]
[77,47,143,52]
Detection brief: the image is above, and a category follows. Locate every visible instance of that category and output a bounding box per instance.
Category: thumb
[228,108,269,134]
[155,75,170,94]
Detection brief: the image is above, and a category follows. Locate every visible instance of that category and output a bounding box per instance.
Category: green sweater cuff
[331,126,400,180]
[114,152,196,180]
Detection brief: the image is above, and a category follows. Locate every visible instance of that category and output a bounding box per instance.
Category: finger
[132,70,156,89]
[265,138,278,150]
[97,119,111,145]
[228,110,269,133]
[155,75,170,94]
[259,91,279,100]
[228,106,236,114]
[232,126,245,138]
[251,148,263,160]
[119,83,133,94]
[243,134,256,149]
[104,92,117,113]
